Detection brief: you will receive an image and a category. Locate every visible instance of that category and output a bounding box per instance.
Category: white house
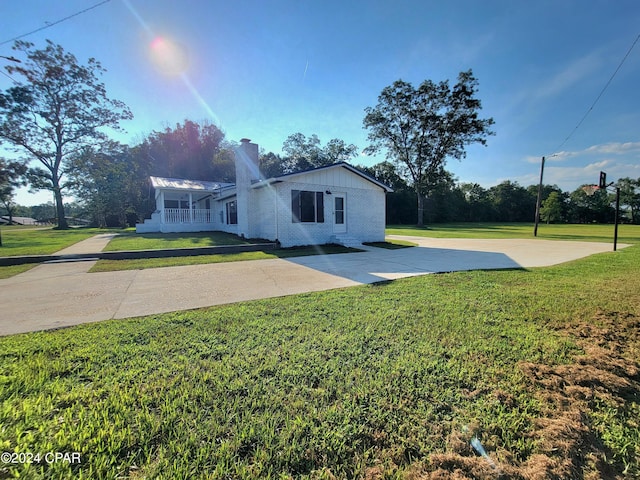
[136,139,392,247]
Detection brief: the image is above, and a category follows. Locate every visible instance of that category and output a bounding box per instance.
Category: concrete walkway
[0,235,627,336]
[54,233,119,256]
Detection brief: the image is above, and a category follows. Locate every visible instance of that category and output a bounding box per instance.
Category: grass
[90,245,360,273]
[3,223,637,277]
[101,231,253,251]
[0,227,119,279]
[363,240,417,249]
[0,227,114,257]
[387,222,640,244]
[0,228,356,275]
[1,237,638,478]
[0,264,36,278]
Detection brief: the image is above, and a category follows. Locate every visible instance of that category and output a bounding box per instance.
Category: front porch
[163,207,214,224]
[136,209,220,233]
[136,179,234,233]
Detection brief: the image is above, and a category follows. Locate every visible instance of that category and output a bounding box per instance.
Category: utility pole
[533,156,545,236]
[614,186,620,252]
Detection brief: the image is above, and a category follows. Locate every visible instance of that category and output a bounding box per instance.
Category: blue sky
[1,0,639,205]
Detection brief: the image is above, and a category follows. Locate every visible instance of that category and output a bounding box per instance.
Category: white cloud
[584,142,640,155]
[534,51,604,100]
[524,141,640,164]
[524,150,580,163]
[518,159,637,190]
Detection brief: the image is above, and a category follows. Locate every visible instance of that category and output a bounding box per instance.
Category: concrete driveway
[0,235,625,336]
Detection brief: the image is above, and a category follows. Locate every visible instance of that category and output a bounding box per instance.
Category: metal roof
[150,176,234,192]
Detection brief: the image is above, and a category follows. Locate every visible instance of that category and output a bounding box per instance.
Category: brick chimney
[234,138,260,238]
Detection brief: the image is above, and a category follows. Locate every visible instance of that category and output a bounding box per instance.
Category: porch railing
[164,208,213,224]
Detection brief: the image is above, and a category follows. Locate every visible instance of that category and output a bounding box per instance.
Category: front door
[333,194,346,233]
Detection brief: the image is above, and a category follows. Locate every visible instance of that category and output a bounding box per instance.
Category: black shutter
[291,190,300,223]
[316,192,324,223]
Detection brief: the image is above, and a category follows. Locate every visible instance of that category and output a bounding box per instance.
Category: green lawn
[387,222,640,244]
[90,245,360,273]
[0,227,120,279]
[0,227,113,256]
[102,231,254,251]
[1,233,638,478]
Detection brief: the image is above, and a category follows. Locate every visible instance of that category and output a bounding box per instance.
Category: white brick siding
[260,179,385,248]
[137,160,388,245]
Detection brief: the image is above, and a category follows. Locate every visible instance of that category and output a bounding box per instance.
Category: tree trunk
[416,192,425,227]
[53,185,68,229]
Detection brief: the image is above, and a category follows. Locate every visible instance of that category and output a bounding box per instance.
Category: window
[291,190,324,223]
[226,201,237,224]
[335,197,344,224]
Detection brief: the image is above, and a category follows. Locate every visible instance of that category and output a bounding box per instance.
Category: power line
[0,0,112,47]
[0,69,18,84]
[551,32,640,154]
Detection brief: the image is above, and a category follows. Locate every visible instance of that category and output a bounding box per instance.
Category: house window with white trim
[226,200,237,224]
[291,190,324,223]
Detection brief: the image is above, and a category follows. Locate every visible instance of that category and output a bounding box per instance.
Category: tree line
[2,40,639,229]
[4,124,638,227]
[356,168,640,225]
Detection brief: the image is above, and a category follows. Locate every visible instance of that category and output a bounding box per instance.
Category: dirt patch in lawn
[408,310,640,480]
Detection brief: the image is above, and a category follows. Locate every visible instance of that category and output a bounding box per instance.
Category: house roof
[149,163,393,197]
[150,176,234,192]
[256,162,394,193]
[0,216,38,225]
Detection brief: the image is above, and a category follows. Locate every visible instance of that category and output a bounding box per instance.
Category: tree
[568,186,613,223]
[617,177,640,224]
[459,183,494,221]
[363,70,494,226]
[358,161,408,191]
[29,202,56,223]
[69,143,153,227]
[281,133,358,173]
[488,181,535,222]
[259,151,285,178]
[422,169,465,223]
[0,158,27,225]
[540,191,564,224]
[137,120,228,181]
[358,161,416,224]
[0,40,132,228]
[323,138,359,164]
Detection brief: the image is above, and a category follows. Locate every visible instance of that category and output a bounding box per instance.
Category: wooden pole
[533,156,545,236]
[614,186,620,251]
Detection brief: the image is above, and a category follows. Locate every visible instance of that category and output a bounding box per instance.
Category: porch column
[160,191,165,224]
[189,193,193,223]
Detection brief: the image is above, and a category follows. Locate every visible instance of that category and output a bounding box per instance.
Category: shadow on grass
[363,241,416,249]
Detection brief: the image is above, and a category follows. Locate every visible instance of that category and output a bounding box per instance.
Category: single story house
[0,216,38,225]
[136,139,393,247]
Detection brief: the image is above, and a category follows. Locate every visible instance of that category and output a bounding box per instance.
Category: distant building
[0,216,38,226]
